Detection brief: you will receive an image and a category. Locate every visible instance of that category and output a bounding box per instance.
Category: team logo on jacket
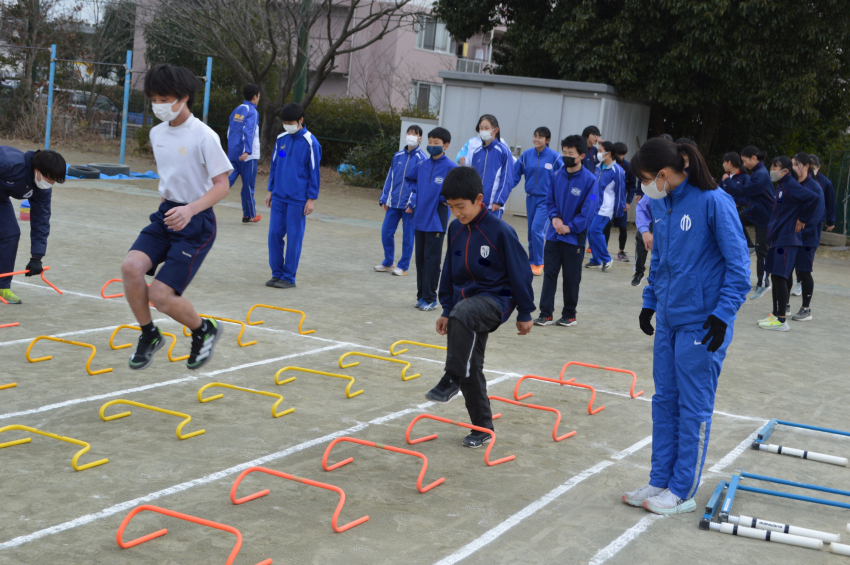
[435,177,444,184]
[570,187,581,196]
[23,190,32,198]
[680,214,692,231]
[545,163,553,170]
[480,245,490,258]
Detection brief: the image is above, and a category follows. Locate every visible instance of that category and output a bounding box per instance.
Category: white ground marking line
[13,280,111,302]
[587,514,665,565]
[610,435,652,460]
[0,319,169,347]
[0,344,345,421]
[707,426,763,474]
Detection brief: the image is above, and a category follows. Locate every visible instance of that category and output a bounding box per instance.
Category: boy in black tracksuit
[424,167,536,448]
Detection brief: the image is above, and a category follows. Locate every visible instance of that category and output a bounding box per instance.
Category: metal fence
[825,150,850,237]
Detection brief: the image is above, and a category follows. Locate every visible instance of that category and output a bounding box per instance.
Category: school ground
[2,140,850,565]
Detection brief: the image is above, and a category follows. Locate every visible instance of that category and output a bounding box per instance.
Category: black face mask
[563,156,577,168]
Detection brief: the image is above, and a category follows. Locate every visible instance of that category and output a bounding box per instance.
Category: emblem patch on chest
[680,214,692,231]
[480,245,490,258]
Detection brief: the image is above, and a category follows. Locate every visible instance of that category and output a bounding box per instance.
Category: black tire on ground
[87,163,130,176]
[67,165,101,179]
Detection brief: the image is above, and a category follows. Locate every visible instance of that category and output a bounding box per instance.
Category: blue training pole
[202,57,212,124]
[119,50,132,165]
[44,44,56,150]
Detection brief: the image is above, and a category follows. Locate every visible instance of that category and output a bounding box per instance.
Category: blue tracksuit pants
[649,321,732,500]
[229,159,258,218]
[526,194,548,265]
[586,214,612,265]
[268,198,306,283]
[0,196,21,289]
[381,207,414,271]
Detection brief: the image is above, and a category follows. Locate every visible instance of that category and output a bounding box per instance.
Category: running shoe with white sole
[749,286,769,301]
[414,298,425,309]
[791,307,812,321]
[0,288,21,304]
[617,251,629,262]
[757,313,776,324]
[642,489,696,515]
[391,267,406,276]
[759,318,790,331]
[622,484,665,507]
[187,319,222,370]
[129,328,165,370]
[556,317,577,327]
[602,260,613,272]
[534,316,554,326]
[374,264,394,272]
[791,282,802,296]
[420,301,438,311]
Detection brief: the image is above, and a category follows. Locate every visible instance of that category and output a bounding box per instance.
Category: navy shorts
[765,245,798,279]
[794,245,816,272]
[130,200,217,295]
[610,214,628,229]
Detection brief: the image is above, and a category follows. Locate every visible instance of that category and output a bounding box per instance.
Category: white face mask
[405,135,419,147]
[642,173,668,200]
[479,130,492,142]
[283,123,300,134]
[152,101,184,122]
[34,171,52,190]
[597,152,607,163]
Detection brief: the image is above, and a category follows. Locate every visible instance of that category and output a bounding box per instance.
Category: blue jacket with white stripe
[516,146,562,197]
[470,139,513,207]
[595,162,627,218]
[268,127,322,205]
[226,101,259,161]
[380,146,428,208]
[405,154,456,232]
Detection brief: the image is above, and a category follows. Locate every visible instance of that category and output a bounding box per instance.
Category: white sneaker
[791,282,802,296]
[391,267,407,276]
[642,488,696,515]
[759,318,790,331]
[602,260,613,272]
[374,264,394,272]
[757,313,776,324]
[622,484,665,507]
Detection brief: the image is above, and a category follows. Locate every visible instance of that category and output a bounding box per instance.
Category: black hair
[441,166,482,203]
[32,150,66,183]
[534,127,551,142]
[406,124,423,137]
[601,140,619,164]
[428,127,451,145]
[561,135,586,157]
[630,137,717,191]
[144,63,198,109]
[658,134,674,142]
[741,145,767,162]
[771,156,795,180]
[809,154,821,168]
[613,141,628,156]
[243,84,260,101]
[675,137,698,148]
[582,125,601,139]
[792,152,812,177]
[722,152,742,170]
[280,102,304,122]
[476,115,500,141]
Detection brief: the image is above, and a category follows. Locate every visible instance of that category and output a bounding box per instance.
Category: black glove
[639,308,655,336]
[25,257,42,276]
[701,315,727,352]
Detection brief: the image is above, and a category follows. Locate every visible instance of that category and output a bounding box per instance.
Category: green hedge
[307,96,399,167]
[339,135,399,188]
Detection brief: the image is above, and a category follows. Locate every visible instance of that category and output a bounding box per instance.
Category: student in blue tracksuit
[586,141,625,271]
[227,84,261,223]
[534,135,600,327]
[721,146,774,299]
[623,138,750,515]
[581,125,601,172]
[609,142,636,262]
[758,156,819,332]
[265,103,322,289]
[719,152,752,253]
[470,115,513,218]
[515,127,562,276]
[787,152,825,322]
[374,125,427,276]
[405,127,457,311]
[811,155,836,232]
[423,166,535,448]
[0,147,65,304]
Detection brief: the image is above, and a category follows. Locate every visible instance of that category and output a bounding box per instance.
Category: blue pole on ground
[44,44,56,150]
[119,50,132,165]
[203,57,212,124]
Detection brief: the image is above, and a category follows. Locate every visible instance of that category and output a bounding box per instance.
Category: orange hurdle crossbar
[230,466,369,533]
[0,266,61,296]
[559,361,644,399]
[488,396,576,442]
[405,414,515,466]
[101,279,154,307]
[514,374,605,415]
[0,322,19,328]
[322,436,445,493]
[116,504,272,565]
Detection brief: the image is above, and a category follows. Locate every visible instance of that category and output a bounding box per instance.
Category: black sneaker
[242,216,251,223]
[585,262,601,269]
[631,273,643,286]
[265,277,280,287]
[534,315,554,326]
[129,327,165,370]
[462,431,492,448]
[270,280,296,289]
[617,251,629,262]
[425,375,460,403]
[556,317,577,327]
[187,319,222,370]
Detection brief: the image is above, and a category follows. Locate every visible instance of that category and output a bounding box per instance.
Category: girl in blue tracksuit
[374,125,427,275]
[515,127,562,273]
[470,115,514,218]
[586,141,626,269]
[787,152,825,322]
[623,138,750,515]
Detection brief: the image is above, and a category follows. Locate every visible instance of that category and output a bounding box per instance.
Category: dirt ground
[2,138,850,565]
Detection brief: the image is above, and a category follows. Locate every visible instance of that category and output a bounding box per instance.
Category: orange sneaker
[531,265,544,276]
[243,215,262,223]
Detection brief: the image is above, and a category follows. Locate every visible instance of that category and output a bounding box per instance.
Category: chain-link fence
[825,150,850,237]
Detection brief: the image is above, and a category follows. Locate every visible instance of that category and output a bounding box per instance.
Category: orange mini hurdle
[559,361,644,398]
[405,414,515,466]
[0,266,62,304]
[488,396,577,441]
[513,374,605,415]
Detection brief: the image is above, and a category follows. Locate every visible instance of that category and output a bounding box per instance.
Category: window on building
[415,15,454,54]
[410,81,441,114]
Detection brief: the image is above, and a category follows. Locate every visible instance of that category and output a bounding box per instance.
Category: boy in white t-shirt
[121,64,233,370]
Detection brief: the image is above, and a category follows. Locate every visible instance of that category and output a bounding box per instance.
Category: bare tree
[136,0,428,153]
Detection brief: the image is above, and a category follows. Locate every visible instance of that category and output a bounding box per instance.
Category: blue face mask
[427,145,443,157]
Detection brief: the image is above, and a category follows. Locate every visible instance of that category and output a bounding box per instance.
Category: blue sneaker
[420,301,438,311]
[414,298,425,308]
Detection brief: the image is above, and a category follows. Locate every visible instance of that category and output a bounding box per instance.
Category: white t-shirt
[150,114,233,204]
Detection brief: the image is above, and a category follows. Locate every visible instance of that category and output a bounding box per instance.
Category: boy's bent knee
[121,252,151,280]
[148,281,176,309]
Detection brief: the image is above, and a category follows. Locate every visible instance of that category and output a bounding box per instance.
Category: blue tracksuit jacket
[766,175,819,249]
[643,179,751,329]
[595,162,627,218]
[268,127,322,205]
[815,172,836,227]
[0,147,50,257]
[546,166,600,246]
[721,162,775,227]
[800,176,825,247]
[621,158,639,204]
[405,154,456,232]
[581,145,598,173]
[380,146,428,209]
[226,101,259,161]
[516,146,562,197]
[719,171,750,208]
[470,140,513,207]
[439,206,536,324]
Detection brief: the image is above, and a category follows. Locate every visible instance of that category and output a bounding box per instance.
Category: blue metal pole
[202,57,212,124]
[719,473,740,520]
[738,485,850,511]
[756,419,777,442]
[776,420,850,438]
[119,50,132,165]
[44,44,56,150]
[742,471,850,498]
